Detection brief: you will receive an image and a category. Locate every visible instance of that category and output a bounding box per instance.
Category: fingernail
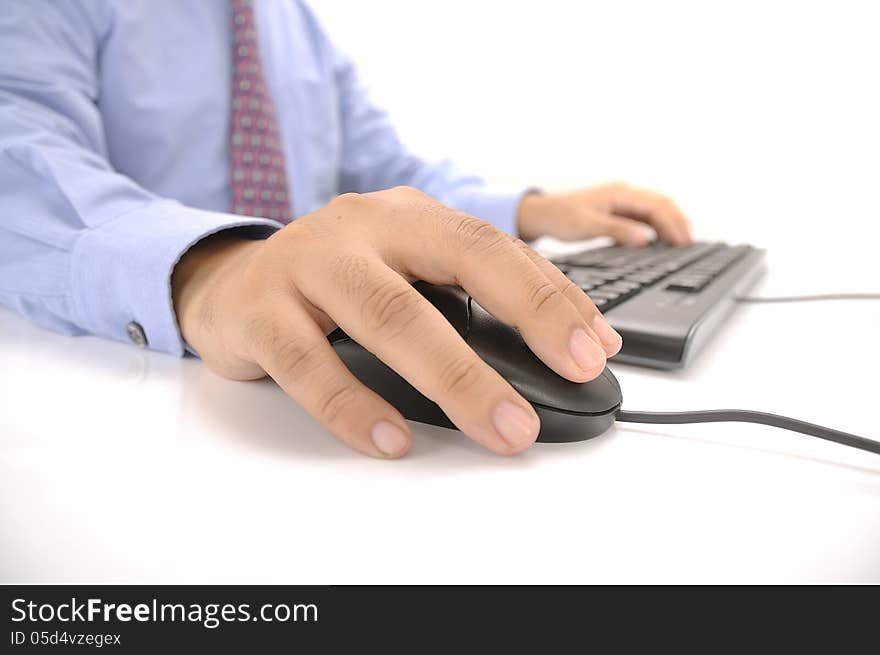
[492,400,539,448]
[592,315,623,353]
[569,327,605,371]
[370,420,409,457]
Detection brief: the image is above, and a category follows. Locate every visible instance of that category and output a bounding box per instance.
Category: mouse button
[596,367,623,409]
[333,337,456,430]
[412,282,470,337]
[600,366,622,395]
[466,300,622,415]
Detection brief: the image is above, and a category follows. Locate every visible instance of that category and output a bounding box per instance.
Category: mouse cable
[615,409,880,456]
[734,293,880,303]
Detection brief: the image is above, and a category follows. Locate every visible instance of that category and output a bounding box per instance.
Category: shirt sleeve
[0,1,280,355]
[302,5,530,236]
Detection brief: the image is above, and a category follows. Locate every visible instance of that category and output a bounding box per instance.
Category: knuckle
[513,238,533,252]
[437,356,484,397]
[325,192,376,221]
[324,192,392,237]
[268,218,333,264]
[329,192,364,209]
[329,253,371,299]
[525,278,565,314]
[248,314,323,380]
[274,335,323,380]
[408,199,453,224]
[561,279,586,302]
[244,312,278,352]
[448,214,508,254]
[660,198,680,216]
[513,238,542,262]
[362,279,423,338]
[274,217,323,247]
[604,181,629,201]
[274,337,320,380]
[390,185,426,198]
[317,382,360,425]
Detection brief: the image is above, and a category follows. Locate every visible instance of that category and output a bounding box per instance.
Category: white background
[2,0,879,584]
[314,0,880,250]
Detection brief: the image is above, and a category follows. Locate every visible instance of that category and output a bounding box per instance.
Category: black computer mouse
[329,282,622,442]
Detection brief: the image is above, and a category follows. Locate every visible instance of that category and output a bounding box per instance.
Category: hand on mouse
[516,182,692,246]
[172,186,622,459]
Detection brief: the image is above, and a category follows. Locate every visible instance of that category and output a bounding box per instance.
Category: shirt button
[126,321,148,348]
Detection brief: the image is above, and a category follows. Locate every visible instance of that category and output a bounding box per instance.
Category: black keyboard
[552,241,766,368]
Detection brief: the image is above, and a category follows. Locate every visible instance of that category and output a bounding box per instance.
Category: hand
[173,186,622,459]
[516,182,692,246]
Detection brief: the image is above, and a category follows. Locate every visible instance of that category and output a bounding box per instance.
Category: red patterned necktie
[229,0,293,223]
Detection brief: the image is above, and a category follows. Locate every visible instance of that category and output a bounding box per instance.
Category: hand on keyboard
[516,182,692,246]
[555,242,753,311]
[550,240,764,368]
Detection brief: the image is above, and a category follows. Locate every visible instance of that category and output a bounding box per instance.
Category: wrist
[172,234,262,349]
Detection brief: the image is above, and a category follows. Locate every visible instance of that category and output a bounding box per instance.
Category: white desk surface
[2,240,879,584]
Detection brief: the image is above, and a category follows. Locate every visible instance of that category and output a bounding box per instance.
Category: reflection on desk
[1,282,879,583]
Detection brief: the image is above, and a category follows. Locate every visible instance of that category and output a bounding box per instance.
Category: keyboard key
[566,271,611,288]
[626,272,663,285]
[551,240,760,364]
[588,289,622,300]
[604,281,642,293]
[562,251,610,267]
[665,277,710,292]
[558,240,753,299]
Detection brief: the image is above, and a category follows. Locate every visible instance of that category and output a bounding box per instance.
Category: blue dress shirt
[0,0,526,355]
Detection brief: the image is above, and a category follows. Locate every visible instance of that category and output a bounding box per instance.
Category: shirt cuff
[454,187,538,237]
[70,199,281,355]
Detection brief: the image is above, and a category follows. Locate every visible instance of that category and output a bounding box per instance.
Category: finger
[589,210,654,247]
[296,255,540,455]
[514,239,623,356]
[248,302,413,459]
[421,213,610,383]
[608,186,691,245]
